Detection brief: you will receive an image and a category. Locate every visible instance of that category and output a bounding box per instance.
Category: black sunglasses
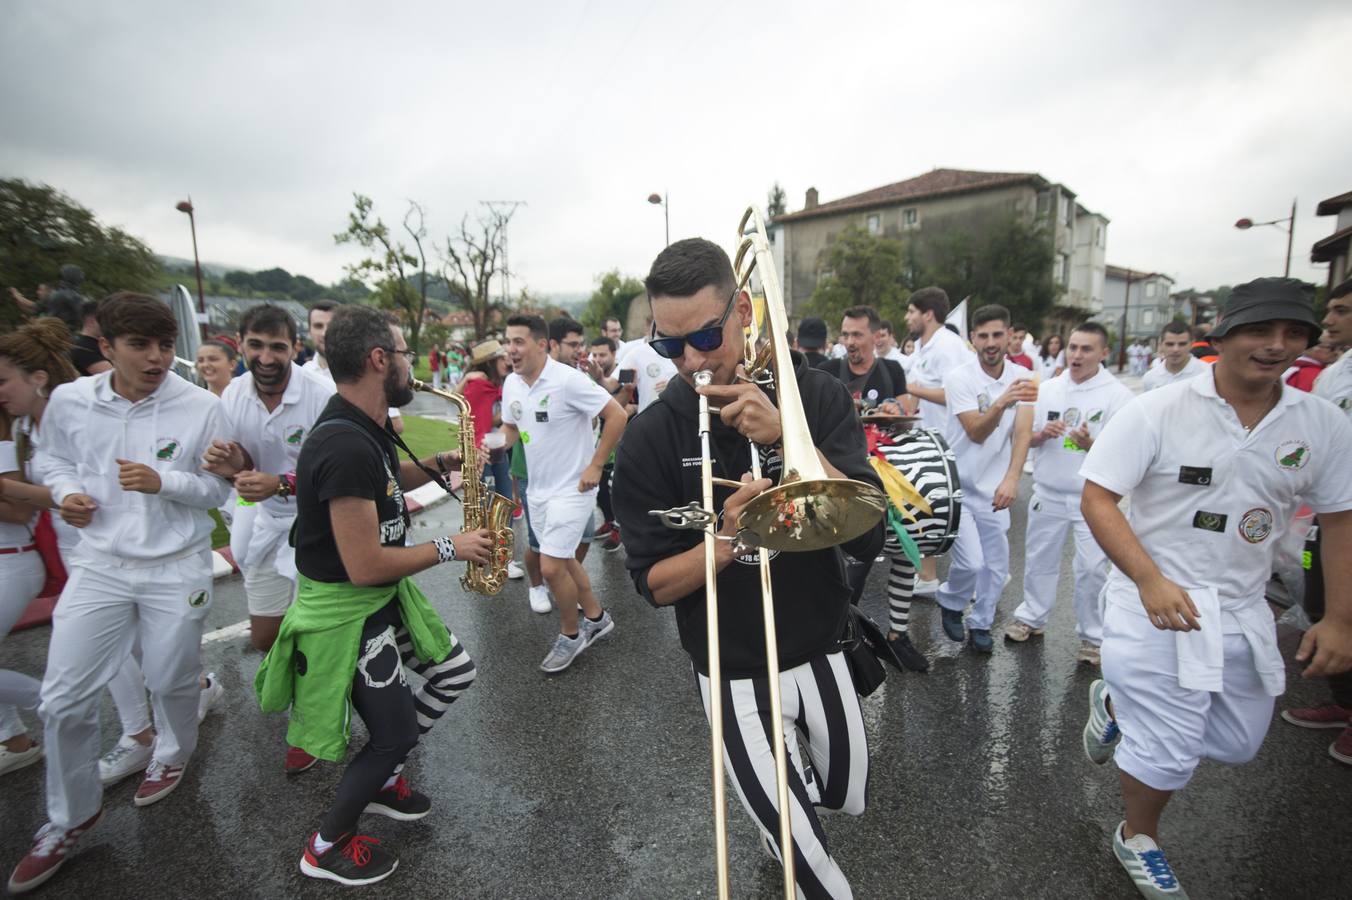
[648,291,737,359]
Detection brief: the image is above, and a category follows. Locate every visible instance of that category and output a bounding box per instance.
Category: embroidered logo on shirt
[1239,507,1274,543]
[510,401,523,420]
[1192,511,1227,533]
[1178,466,1213,486]
[155,438,182,461]
[977,391,991,414]
[646,362,663,377]
[1338,397,1349,411]
[1274,440,1310,470]
[187,590,208,608]
[285,425,306,445]
[1088,409,1104,424]
[1063,407,1081,427]
[538,394,550,408]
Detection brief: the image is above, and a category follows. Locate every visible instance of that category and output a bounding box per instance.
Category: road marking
[202,620,250,644]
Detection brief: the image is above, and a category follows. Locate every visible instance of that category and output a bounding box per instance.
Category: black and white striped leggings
[695,651,869,900]
[847,553,916,635]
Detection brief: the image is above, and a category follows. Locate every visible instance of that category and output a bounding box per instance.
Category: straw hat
[470,339,507,367]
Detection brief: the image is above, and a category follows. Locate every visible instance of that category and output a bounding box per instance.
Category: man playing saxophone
[612,239,884,899]
[253,305,493,885]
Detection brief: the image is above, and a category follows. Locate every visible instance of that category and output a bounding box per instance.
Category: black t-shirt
[294,394,409,584]
[612,351,884,678]
[817,356,907,407]
[68,334,105,376]
[802,350,830,369]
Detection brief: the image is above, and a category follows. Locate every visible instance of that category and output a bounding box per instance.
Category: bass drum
[877,427,963,557]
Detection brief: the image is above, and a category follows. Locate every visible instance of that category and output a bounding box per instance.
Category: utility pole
[480,200,527,304]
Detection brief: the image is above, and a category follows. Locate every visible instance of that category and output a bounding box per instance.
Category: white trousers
[696,652,867,900]
[1012,491,1110,644]
[0,549,45,742]
[39,551,213,829]
[1101,599,1273,792]
[936,501,1010,631]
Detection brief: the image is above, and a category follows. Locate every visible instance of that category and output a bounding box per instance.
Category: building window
[866,214,881,235]
[1060,254,1071,286]
[1142,309,1156,325]
[1037,192,1051,216]
[1145,282,1158,298]
[902,208,919,230]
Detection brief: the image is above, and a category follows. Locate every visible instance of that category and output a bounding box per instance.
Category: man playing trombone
[612,238,884,899]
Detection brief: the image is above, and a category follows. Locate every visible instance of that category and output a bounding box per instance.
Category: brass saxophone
[412,379,516,595]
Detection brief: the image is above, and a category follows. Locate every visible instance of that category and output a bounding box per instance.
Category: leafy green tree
[804,224,910,326]
[580,270,644,336]
[917,214,1060,327]
[1,178,159,331]
[767,182,787,218]
[335,194,431,352]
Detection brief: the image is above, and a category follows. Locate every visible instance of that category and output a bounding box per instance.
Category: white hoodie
[37,371,231,564]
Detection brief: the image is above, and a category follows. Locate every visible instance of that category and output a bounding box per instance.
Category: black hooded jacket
[611,350,884,678]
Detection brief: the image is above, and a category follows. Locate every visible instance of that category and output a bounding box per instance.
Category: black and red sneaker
[594,520,615,539]
[285,745,318,775]
[8,808,103,894]
[299,832,398,886]
[364,776,431,821]
[603,527,622,552]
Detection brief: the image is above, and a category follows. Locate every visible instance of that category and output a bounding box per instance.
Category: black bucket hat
[1208,277,1320,347]
[797,316,828,349]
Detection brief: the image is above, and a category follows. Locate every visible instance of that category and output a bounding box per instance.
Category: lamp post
[1234,198,1296,277]
[647,191,668,247]
[175,198,208,338]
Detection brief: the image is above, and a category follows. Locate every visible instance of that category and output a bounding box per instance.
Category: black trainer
[364,776,431,821]
[299,832,398,886]
[888,633,929,672]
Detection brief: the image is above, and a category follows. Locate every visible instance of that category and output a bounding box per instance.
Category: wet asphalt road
[2,475,1349,900]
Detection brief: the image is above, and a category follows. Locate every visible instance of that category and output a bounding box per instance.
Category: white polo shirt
[942,358,1033,500]
[303,357,401,422]
[1313,352,1352,417]
[1142,355,1208,392]
[910,327,973,429]
[503,356,612,499]
[1031,367,1136,498]
[220,363,335,516]
[614,339,677,413]
[1081,371,1352,608]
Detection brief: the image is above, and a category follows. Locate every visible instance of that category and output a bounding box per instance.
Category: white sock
[313,833,335,854]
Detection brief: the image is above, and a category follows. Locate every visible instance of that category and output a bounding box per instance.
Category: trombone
[650,207,886,899]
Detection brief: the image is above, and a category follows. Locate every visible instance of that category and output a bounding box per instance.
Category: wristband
[434,535,457,564]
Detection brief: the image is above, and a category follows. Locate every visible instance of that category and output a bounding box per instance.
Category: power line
[480,200,527,303]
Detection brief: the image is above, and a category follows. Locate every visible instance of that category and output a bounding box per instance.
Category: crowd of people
[0,253,1349,899]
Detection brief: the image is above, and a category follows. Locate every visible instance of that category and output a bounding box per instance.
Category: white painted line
[202,620,251,644]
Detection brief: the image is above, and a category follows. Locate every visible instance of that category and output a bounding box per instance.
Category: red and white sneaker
[299,832,398,885]
[1331,726,1352,766]
[285,745,318,775]
[1281,704,1352,729]
[133,759,187,807]
[7,809,103,894]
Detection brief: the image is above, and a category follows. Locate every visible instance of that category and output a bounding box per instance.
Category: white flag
[946,296,969,336]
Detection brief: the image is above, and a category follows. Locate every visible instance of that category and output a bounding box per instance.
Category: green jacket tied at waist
[254,574,453,761]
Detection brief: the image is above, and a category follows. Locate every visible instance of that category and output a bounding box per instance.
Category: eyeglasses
[648,291,737,359]
[380,347,416,364]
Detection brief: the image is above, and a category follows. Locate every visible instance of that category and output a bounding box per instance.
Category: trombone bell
[739,477,888,552]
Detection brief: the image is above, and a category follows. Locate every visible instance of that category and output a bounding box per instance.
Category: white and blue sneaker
[1083,679,1121,765]
[539,632,587,674]
[1113,822,1189,898]
[579,610,615,646]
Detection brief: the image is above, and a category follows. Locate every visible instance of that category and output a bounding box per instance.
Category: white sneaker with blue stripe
[1083,679,1121,765]
[1113,822,1189,898]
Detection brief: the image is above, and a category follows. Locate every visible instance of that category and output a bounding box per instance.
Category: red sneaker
[7,808,103,894]
[512,504,523,520]
[603,528,622,552]
[1281,704,1352,729]
[285,745,318,775]
[134,759,187,807]
[594,520,615,539]
[1331,726,1352,766]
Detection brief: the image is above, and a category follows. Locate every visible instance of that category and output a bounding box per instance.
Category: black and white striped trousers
[395,627,477,735]
[847,554,916,635]
[696,651,868,900]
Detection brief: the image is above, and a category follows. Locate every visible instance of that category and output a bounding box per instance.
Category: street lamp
[647,191,668,247]
[175,198,208,338]
[1234,198,1296,277]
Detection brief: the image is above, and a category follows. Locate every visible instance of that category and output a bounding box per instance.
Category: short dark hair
[644,238,736,301]
[506,314,548,342]
[1161,320,1190,337]
[877,319,893,334]
[907,286,950,322]
[842,305,880,331]
[603,316,622,329]
[97,292,178,342]
[1330,276,1352,301]
[325,305,396,383]
[548,317,584,344]
[238,304,297,342]
[1191,325,1210,341]
[308,300,339,324]
[971,304,1010,329]
[1071,321,1110,347]
[590,336,617,352]
[80,298,101,320]
[1011,322,1028,332]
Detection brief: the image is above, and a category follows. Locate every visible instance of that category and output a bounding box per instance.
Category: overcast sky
[3,0,1348,299]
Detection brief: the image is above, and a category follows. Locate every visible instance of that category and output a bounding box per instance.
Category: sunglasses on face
[648,291,737,360]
